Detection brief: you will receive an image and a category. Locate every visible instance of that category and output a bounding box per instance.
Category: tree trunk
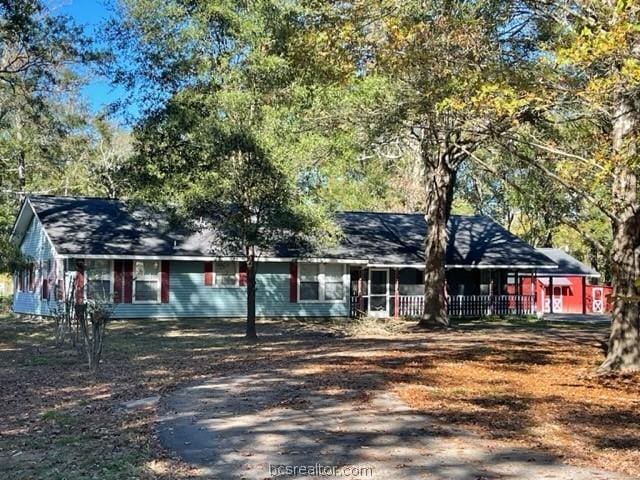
[16,114,26,197]
[598,96,640,373]
[18,151,25,192]
[246,253,258,340]
[420,149,458,328]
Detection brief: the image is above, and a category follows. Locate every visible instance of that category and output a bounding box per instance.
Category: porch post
[489,271,494,316]
[531,271,536,314]
[549,276,554,314]
[515,271,520,315]
[358,269,364,315]
[394,269,400,317]
[582,276,587,315]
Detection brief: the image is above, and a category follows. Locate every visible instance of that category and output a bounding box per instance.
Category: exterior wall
[111,261,350,319]
[12,217,58,316]
[585,284,613,313]
[531,277,613,314]
[12,229,350,319]
[539,277,585,314]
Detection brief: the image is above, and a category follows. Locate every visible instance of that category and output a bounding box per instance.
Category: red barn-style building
[534,248,612,314]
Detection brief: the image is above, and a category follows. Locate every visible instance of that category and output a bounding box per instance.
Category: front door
[369,269,389,317]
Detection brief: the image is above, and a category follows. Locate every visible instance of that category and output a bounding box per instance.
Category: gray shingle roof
[27,195,177,256]
[21,195,557,269]
[536,248,600,277]
[331,212,556,267]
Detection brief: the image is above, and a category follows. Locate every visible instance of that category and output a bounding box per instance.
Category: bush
[0,295,12,314]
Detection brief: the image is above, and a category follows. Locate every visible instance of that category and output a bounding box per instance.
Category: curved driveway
[157,370,629,480]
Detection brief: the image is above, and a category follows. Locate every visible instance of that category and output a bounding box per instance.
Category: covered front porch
[349,266,537,318]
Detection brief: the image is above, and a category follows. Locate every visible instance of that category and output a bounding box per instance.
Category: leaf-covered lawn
[0,315,638,479]
[390,321,640,476]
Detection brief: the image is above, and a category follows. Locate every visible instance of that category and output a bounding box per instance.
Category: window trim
[297,263,347,303]
[212,261,240,288]
[85,259,114,302]
[133,260,161,304]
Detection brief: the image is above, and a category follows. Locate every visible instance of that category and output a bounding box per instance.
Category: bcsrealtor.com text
[269,463,374,477]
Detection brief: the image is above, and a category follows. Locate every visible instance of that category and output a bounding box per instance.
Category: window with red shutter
[289,262,298,303]
[239,262,247,286]
[161,260,170,303]
[204,261,213,286]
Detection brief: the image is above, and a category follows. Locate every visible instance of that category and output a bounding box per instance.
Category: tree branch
[497,141,616,223]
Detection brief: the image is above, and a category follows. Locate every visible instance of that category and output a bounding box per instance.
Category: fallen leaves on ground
[0,315,638,478]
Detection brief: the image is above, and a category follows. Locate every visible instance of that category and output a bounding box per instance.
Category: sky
[52,0,131,120]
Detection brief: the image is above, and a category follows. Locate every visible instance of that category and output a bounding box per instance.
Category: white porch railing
[398,295,424,317]
[447,294,536,317]
[351,294,536,318]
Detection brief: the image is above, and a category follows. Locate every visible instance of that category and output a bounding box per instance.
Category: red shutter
[161,260,170,303]
[42,279,48,300]
[113,260,123,303]
[57,279,64,301]
[204,261,213,286]
[75,260,85,304]
[289,262,298,303]
[239,262,247,286]
[123,260,133,303]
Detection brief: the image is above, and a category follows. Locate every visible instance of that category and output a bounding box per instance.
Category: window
[299,263,345,302]
[300,263,320,300]
[87,259,112,300]
[324,264,344,300]
[20,263,35,292]
[134,260,160,302]
[479,270,491,295]
[214,262,238,287]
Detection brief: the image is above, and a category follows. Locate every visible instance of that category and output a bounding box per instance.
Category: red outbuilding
[534,248,612,314]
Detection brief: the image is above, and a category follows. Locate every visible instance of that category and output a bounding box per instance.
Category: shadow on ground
[0,316,637,479]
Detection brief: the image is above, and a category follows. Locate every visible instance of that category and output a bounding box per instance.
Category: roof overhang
[53,254,558,270]
[539,277,572,286]
[538,272,600,279]
[445,264,558,270]
[55,253,369,264]
[9,198,35,246]
[363,263,558,270]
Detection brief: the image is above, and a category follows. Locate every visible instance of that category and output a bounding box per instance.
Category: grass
[0,314,638,479]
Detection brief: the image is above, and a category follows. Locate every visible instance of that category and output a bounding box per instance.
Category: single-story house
[10,195,559,319]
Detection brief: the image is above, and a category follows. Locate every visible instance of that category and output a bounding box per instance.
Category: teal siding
[113,261,246,318]
[112,261,349,318]
[20,216,55,261]
[12,216,57,316]
[11,218,350,319]
[257,263,349,317]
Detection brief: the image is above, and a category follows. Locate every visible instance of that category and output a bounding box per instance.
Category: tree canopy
[1,0,639,368]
